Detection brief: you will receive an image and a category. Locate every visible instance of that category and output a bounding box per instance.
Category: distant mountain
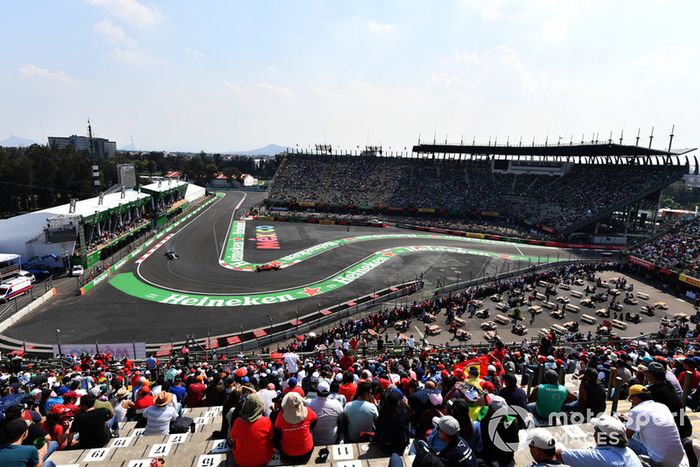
[0,136,39,147]
[230,144,287,156]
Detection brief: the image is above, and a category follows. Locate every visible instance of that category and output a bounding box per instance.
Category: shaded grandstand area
[266,143,692,241]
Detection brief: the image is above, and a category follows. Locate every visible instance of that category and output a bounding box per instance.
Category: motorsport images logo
[250,225,280,249]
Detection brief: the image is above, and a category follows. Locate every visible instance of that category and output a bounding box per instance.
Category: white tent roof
[0,253,20,263]
[42,190,150,218]
[142,179,187,193]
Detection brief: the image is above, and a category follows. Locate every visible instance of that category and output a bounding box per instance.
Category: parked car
[71,265,84,277]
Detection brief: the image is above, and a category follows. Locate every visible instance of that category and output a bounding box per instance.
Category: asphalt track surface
[5,192,584,344]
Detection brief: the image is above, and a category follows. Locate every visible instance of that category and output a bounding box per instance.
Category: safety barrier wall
[79,193,222,295]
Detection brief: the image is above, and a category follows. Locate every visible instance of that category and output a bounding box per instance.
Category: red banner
[628,256,656,270]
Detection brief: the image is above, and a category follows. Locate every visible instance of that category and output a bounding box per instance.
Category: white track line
[514,244,524,256]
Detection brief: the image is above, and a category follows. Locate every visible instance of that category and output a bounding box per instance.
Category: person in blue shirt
[169,377,187,403]
[556,415,642,467]
[0,418,45,467]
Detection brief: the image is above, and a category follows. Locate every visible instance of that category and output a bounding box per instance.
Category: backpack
[170,416,195,434]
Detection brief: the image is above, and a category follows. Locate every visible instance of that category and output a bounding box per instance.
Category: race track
[5,192,583,344]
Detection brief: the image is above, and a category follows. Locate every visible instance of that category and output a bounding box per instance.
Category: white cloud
[367,19,396,33]
[19,64,82,87]
[224,82,293,100]
[86,0,161,27]
[113,47,166,65]
[183,47,205,61]
[95,18,137,47]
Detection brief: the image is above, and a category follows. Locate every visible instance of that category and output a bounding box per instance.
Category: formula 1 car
[256,261,281,272]
[165,250,179,260]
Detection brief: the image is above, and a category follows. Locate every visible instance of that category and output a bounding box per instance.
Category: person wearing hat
[555,415,641,467]
[528,428,568,466]
[142,391,178,436]
[230,393,274,467]
[413,415,476,467]
[133,383,154,413]
[282,377,304,397]
[308,380,343,445]
[479,395,519,467]
[465,366,483,388]
[527,370,576,421]
[108,387,134,437]
[274,392,316,463]
[624,384,688,467]
[645,362,692,439]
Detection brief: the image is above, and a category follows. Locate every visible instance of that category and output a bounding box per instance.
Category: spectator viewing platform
[267,141,694,242]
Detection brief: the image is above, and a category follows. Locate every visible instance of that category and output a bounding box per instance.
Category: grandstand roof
[412,142,695,158]
[41,189,150,219]
[141,179,187,194]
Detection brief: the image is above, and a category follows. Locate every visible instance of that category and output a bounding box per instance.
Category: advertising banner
[628,256,656,270]
[679,273,700,288]
[53,342,146,359]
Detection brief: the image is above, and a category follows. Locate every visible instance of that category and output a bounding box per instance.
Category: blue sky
[1,0,699,152]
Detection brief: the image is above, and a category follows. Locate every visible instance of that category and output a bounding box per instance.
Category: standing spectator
[283,350,301,377]
[274,392,317,464]
[308,381,343,445]
[230,393,274,467]
[66,394,111,449]
[344,382,378,442]
[142,392,178,436]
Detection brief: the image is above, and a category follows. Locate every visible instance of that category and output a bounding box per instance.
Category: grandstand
[267,142,694,243]
[0,180,204,271]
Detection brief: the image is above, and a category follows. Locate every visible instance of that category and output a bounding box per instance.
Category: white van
[16,270,36,283]
[0,277,32,303]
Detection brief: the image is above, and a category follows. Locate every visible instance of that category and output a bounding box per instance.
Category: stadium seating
[267,154,685,235]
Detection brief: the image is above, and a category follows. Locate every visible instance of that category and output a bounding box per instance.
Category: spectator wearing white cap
[308,380,343,445]
[556,415,642,467]
[528,428,570,466]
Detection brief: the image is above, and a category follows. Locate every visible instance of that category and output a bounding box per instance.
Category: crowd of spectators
[2,260,696,466]
[267,154,685,235]
[86,217,150,253]
[632,217,700,273]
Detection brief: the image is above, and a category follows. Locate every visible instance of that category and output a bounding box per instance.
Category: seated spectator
[184,375,206,407]
[625,385,688,466]
[66,394,111,449]
[282,377,304,397]
[338,372,357,402]
[308,381,343,445]
[274,392,317,464]
[108,387,133,436]
[344,381,378,442]
[375,389,410,454]
[446,397,482,457]
[142,392,178,436]
[230,393,274,467]
[527,428,563,467]
[572,368,606,421]
[413,415,476,467]
[133,384,154,413]
[479,395,519,466]
[527,370,576,421]
[557,415,642,467]
[0,418,47,467]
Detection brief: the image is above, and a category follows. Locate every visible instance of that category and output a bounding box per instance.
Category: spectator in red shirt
[679,358,700,392]
[339,350,354,371]
[338,372,357,402]
[184,375,206,407]
[274,392,317,464]
[133,384,154,413]
[230,393,274,467]
[282,377,304,397]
